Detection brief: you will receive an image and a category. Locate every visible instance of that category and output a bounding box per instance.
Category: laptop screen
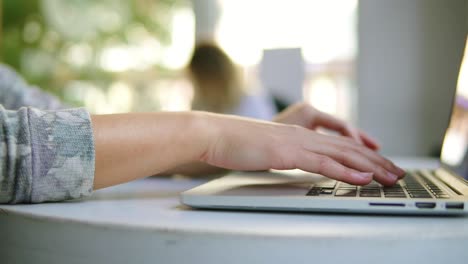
[440,37,468,180]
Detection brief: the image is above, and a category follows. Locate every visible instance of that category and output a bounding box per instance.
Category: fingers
[319,134,405,179]
[359,131,380,151]
[347,127,364,146]
[296,130,404,186]
[275,103,379,151]
[350,142,405,178]
[313,112,365,146]
[295,150,373,185]
[312,111,347,132]
[273,102,310,127]
[276,120,402,186]
[304,144,398,186]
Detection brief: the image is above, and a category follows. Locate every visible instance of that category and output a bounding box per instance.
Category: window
[215,0,357,120]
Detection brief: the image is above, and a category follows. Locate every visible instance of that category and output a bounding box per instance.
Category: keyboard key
[365,181,382,187]
[361,187,380,190]
[416,170,449,198]
[384,193,407,198]
[409,193,432,198]
[338,187,357,190]
[384,193,406,197]
[320,189,334,195]
[383,186,405,196]
[337,183,357,190]
[315,180,337,189]
[383,192,405,195]
[360,191,381,197]
[335,189,357,197]
[306,188,321,196]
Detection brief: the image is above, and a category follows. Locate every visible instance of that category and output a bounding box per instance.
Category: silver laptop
[180,41,468,216]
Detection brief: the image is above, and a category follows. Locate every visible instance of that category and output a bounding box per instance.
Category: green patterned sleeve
[0,105,95,203]
[0,64,95,203]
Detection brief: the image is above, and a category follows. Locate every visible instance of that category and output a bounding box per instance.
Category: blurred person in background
[188,42,276,120]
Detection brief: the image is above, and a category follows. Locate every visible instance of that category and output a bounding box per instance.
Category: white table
[1,157,467,264]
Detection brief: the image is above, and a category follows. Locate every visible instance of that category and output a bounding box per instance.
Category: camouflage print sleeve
[0,64,66,110]
[0,105,95,203]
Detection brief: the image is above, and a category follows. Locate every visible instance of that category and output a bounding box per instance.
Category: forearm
[91,112,210,189]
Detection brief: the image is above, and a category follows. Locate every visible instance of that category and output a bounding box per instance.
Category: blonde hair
[188,43,242,113]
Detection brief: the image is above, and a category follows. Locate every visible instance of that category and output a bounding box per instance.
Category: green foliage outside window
[1,0,186,106]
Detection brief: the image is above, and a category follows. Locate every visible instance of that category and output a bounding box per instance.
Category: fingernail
[396,167,406,175]
[351,172,373,180]
[387,172,398,182]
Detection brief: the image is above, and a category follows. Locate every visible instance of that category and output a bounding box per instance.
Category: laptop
[180,40,468,216]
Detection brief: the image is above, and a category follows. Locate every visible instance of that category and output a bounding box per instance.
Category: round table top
[1,157,467,240]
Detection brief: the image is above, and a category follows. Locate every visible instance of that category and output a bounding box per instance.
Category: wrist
[186,111,220,162]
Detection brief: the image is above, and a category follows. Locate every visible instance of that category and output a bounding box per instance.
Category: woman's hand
[199,112,404,186]
[274,102,380,150]
[92,109,404,190]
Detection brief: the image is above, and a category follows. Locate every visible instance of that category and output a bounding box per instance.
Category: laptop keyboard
[306,170,450,199]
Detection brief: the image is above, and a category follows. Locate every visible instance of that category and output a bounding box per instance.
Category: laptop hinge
[435,168,468,196]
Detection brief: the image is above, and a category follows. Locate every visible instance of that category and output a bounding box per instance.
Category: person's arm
[91,112,209,188]
[92,111,404,190]
[0,64,65,110]
[0,106,403,204]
